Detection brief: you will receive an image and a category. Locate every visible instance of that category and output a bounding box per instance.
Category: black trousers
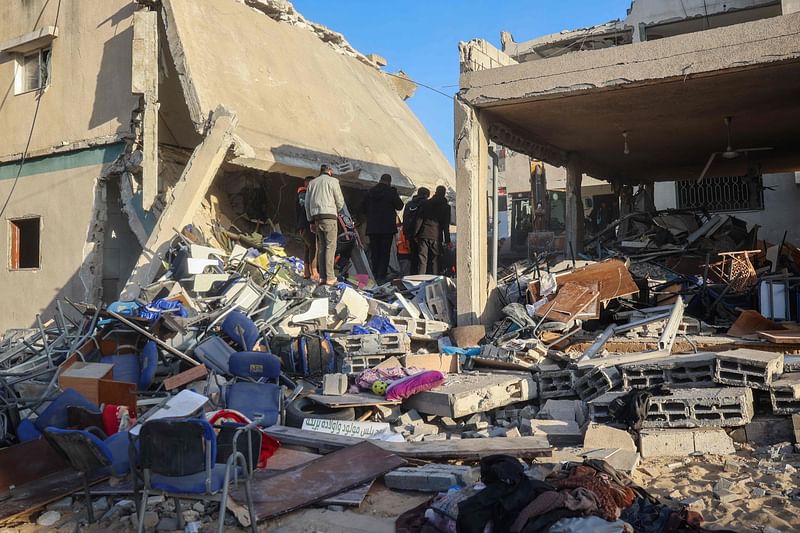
[417,238,441,275]
[409,240,420,275]
[369,233,394,281]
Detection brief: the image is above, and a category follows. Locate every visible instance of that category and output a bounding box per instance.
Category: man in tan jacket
[305,164,346,285]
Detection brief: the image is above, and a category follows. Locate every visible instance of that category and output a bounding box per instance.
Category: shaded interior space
[480,59,800,183]
[9,216,40,270]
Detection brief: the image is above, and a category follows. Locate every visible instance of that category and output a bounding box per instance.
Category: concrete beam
[785,0,800,13]
[132,11,160,212]
[460,12,800,107]
[454,96,489,326]
[120,107,238,301]
[564,156,584,257]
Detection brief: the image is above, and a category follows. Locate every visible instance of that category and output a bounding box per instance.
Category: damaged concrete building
[456,0,800,324]
[0,0,453,332]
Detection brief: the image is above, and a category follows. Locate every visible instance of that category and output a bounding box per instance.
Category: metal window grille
[675,175,764,212]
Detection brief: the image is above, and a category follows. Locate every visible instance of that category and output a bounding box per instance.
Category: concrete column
[120,107,238,300]
[783,0,800,14]
[132,11,159,211]
[565,156,584,257]
[454,96,489,326]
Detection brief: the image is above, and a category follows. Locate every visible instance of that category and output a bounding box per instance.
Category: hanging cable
[0,0,63,220]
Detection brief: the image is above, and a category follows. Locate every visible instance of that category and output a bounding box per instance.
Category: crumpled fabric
[620,497,674,533]
[548,465,636,521]
[356,366,414,389]
[548,516,629,533]
[510,491,565,532]
[511,487,601,533]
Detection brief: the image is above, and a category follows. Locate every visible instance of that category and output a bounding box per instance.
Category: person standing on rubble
[296,176,319,281]
[305,164,346,285]
[402,187,430,275]
[362,174,404,283]
[415,185,451,275]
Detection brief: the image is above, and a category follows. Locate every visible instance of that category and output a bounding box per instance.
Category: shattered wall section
[239,0,385,69]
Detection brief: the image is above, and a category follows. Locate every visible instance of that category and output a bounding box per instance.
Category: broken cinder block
[321,374,348,396]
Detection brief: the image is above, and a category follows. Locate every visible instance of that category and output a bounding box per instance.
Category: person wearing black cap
[362,173,404,282]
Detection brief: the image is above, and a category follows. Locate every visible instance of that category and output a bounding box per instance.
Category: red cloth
[207,409,280,469]
[102,405,136,436]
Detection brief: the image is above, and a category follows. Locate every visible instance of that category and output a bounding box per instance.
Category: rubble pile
[2,218,800,532]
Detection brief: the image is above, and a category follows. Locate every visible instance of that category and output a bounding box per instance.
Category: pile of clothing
[400,455,732,533]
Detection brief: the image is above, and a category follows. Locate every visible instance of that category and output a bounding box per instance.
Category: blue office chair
[16,388,99,442]
[101,340,159,390]
[136,418,258,533]
[43,427,132,523]
[221,310,261,351]
[222,352,283,427]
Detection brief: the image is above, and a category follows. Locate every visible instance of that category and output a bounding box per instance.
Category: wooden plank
[758,330,800,344]
[263,426,552,460]
[306,392,400,408]
[727,310,784,339]
[230,441,406,521]
[534,282,598,323]
[98,379,137,413]
[163,364,208,391]
[529,259,639,304]
[0,470,107,521]
[0,439,67,497]
[576,350,669,369]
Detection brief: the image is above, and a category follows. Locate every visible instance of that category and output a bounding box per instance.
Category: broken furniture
[42,427,132,523]
[136,417,258,533]
[99,340,159,391]
[15,388,100,443]
[222,352,283,426]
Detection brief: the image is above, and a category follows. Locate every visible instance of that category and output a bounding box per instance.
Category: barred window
[675,175,764,212]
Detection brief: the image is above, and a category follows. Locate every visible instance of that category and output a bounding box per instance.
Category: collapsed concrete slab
[769,374,800,414]
[403,372,537,418]
[160,0,453,193]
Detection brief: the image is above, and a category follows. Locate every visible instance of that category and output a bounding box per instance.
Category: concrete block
[715,349,783,390]
[529,419,583,446]
[374,404,401,423]
[389,317,450,340]
[322,373,348,396]
[403,372,537,418]
[581,448,640,474]
[538,365,576,399]
[539,399,587,426]
[645,387,753,428]
[385,464,477,492]
[584,423,636,451]
[769,374,800,414]
[639,429,696,458]
[729,415,794,445]
[639,428,735,458]
[574,366,621,401]
[409,423,439,437]
[396,409,422,427]
[793,414,800,443]
[621,353,716,390]
[463,413,489,430]
[332,333,410,356]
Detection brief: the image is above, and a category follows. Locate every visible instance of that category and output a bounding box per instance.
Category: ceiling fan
[698,116,774,182]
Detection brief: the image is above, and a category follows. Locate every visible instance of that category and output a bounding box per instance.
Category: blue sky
[292,1,633,165]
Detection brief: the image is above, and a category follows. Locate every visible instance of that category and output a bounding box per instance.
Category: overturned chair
[136,417,258,533]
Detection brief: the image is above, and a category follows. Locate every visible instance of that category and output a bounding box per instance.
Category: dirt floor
[3,447,800,533]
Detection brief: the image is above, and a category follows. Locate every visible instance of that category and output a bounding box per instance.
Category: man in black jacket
[415,185,451,275]
[401,187,429,275]
[363,174,404,282]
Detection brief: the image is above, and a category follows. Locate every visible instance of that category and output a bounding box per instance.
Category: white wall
[654,173,800,244]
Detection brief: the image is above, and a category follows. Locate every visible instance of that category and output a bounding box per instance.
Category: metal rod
[105,309,201,366]
[488,147,499,284]
[579,324,615,362]
[657,296,684,353]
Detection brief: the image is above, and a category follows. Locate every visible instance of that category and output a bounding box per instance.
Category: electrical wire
[0,0,63,220]
[382,70,454,100]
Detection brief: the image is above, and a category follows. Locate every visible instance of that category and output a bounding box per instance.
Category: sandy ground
[3,446,800,533]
